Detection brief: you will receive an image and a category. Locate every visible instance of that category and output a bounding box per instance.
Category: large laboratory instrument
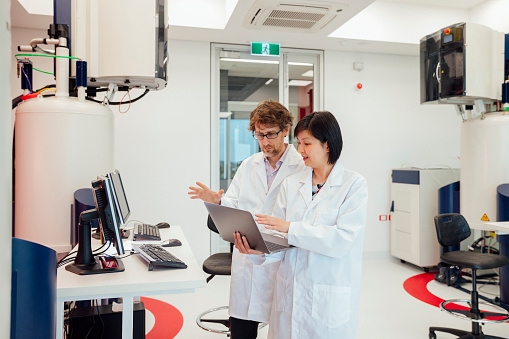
[71,0,168,90]
[420,22,504,105]
[13,0,168,252]
[420,22,509,306]
[14,25,114,252]
[390,168,460,269]
[460,111,509,230]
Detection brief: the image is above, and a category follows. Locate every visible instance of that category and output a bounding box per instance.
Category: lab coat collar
[298,162,345,207]
[268,144,301,195]
[254,144,302,195]
[254,153,268,192]
[298,169,313,207]
[326,161,345,187]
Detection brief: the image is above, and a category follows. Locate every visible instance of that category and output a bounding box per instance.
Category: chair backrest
[434,213,471,247]
[207,214,234,253]
[207,214,219,234]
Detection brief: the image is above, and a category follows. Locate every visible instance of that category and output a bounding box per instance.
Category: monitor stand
[66,257,125,275]
[65,209,125,275]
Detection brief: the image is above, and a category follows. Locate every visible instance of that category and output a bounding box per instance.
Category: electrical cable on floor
[478,275,500,296]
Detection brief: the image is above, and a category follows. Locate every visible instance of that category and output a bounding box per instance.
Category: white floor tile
[149,256,509,338]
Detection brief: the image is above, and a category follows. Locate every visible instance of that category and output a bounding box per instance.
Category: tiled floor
[148,255,509,338]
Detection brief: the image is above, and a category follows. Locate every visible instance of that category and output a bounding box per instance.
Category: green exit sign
[251,42,280,56]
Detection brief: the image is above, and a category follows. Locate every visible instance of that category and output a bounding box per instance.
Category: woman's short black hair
[294,111,343,164]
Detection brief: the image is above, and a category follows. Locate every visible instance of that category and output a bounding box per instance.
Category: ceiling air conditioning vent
[244,0,348,33]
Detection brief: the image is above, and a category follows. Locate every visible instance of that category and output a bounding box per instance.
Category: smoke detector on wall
[243,0,349,33]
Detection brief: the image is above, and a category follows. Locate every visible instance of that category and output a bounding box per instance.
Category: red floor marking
[403,273,446,307]
[403,273,507,321]
[141,297,184,339]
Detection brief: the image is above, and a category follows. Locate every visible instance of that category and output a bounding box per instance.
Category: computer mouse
[162,239,182,247]
[156,222,170,229]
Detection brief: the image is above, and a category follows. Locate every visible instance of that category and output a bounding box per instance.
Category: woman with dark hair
[235,111,368,339]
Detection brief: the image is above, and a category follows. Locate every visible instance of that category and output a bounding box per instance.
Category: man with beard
[189,100,306,338]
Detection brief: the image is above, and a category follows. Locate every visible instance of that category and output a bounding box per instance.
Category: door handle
[435,61,441,84]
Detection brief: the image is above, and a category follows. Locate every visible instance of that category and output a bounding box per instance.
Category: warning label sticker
[481,214,490,221]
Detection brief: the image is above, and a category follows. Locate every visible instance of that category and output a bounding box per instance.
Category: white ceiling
[390,0,486,9]
[10,0,493,56]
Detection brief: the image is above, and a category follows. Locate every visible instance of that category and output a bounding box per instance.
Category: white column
[0,1,12,338]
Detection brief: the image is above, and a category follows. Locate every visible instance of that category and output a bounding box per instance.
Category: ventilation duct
[243,0,349,33]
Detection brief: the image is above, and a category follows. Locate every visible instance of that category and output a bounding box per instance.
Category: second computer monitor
[92,175,125,255]
[108,170,131,225]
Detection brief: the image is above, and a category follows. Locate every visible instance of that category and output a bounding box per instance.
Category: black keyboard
[133,244,187,271]
[133,223,161,240]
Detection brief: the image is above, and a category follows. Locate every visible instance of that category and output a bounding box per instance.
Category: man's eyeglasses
[253,128,284,140]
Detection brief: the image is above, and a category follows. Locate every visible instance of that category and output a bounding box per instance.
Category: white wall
[324,51,462,254]
[470,0,509,32]
[113,40,212,262]
[1,0,12,336]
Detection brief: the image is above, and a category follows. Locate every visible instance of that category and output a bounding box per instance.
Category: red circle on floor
[141,297,184,338]
[403,272,507,321]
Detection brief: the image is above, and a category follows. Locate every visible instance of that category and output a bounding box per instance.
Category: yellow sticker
[481,213,490,221]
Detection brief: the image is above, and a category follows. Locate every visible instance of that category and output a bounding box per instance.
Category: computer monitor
[94,174,125,256]
[65,171,128,275]
[107,170,131,226]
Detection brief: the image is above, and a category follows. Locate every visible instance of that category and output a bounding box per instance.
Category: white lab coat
[268,162,368,339]
[220,144,306,323]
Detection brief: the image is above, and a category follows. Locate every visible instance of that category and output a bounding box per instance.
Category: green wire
[15,53,80,75]
[15,53,80,60]
[33,67,54,75]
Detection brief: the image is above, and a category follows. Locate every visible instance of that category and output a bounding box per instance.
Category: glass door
[210,44,322,252]
[217,47,280,191]
[283,51,322,147]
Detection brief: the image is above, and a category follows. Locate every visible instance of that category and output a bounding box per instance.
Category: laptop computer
[204,202,292,254]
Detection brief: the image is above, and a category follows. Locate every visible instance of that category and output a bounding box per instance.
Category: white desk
[56,226,206,339]
[471,221,509,235]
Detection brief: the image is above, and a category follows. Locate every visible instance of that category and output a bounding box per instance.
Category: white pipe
[78,87,86,102]
[29,38,45,49]
[29,38,58,55]
[18,46,34,52]
[55,43,69,97]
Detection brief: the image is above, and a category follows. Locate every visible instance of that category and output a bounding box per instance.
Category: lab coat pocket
[312,284,351,328]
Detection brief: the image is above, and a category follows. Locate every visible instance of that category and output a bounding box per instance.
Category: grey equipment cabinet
[390,168,459,269]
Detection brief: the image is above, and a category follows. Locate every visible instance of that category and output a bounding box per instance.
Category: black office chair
[429,213,509,339]
[196,215,233,335]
